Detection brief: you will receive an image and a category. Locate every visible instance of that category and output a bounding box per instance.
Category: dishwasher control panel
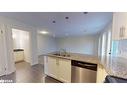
[71,60,97,71]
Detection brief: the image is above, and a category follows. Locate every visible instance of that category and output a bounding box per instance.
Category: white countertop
[46,52,99,64]
[99,56,127,79]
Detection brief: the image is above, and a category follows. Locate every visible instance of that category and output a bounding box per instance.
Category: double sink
[53,52,71,57]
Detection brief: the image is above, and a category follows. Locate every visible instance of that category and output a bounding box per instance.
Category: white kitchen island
[44,52,99,83]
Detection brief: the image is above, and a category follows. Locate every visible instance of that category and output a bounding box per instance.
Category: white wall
[0,16,38,76]
[37,34,57,55]
[0,24,15,76]
[37,34,99,56]
[56,35,99,56]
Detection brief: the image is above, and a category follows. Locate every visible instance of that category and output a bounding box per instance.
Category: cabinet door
[112,13,123,40]
[118,13,127,40]
[112,12,127,40]
[96,64,108,83]
[45,56,58,79]
[122,13,127,39]
[58,59,71,83]
[14,51,24,62]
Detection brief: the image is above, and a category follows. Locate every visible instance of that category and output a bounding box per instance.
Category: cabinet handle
[121,27,123,37]
[123,27,126,37]
[119,27,122,37]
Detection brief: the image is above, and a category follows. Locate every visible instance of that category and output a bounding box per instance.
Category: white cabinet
[96,64,108,83]
[44,56,58,79]
[14,51,24,62]
[44,56,71,83]
[112,12,127,40]
[58,59,71,83]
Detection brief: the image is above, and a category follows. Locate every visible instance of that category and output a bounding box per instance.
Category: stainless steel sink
[53,49,71,57]
[53,53,70,57]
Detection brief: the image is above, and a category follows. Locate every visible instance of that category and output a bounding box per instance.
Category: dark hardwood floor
[0,61,60,83]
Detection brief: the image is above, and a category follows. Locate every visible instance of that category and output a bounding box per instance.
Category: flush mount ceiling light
[39,31,49,34]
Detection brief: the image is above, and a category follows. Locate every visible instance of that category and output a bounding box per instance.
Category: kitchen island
[96,54,127,83]
[44,52,99,83]
[46,52,99,64]
[100,56,127,79]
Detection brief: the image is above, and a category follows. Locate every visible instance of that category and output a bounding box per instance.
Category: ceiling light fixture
[39,31,49,34]
[65,17,69,19]
[83,12,88,14]
[52,21,56,23]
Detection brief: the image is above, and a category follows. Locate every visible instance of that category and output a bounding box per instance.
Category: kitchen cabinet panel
[45,56,58,79]
[59,59,71,83]
[44,56,71,83]
[112,12,127,40]
[14,51,24,62]
[96,64,108,83]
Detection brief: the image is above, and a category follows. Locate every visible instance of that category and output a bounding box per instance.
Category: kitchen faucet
[59,48,67,56]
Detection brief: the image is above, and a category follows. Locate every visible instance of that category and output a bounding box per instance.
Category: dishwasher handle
[77,62,96,67]
[71,60,97,71]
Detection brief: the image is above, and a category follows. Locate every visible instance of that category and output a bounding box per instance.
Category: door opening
[12,29,31,65]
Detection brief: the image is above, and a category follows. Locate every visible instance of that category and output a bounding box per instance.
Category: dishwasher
[71,60,97,83]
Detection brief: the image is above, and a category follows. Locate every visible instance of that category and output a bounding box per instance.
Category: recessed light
[65,17,69,19]
[39,31,49,34]
[83,12,88,14]
[52,21,56,23]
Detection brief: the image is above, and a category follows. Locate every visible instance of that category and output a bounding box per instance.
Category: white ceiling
[0,12,113,37]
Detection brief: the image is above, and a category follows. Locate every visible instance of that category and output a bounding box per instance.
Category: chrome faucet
[59,48,67,56]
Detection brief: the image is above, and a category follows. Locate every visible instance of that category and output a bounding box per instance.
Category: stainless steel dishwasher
[71,60,97,83]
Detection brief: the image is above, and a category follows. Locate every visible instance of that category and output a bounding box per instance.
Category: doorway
[12,29,31,65]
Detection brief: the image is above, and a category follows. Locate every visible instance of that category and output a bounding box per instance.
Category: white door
[0,25,6,76]
[59,59,71,83]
